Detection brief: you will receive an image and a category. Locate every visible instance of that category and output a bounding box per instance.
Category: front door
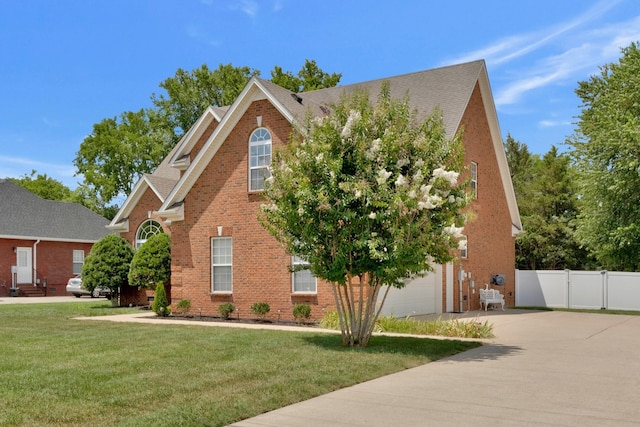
[16,247,32,284]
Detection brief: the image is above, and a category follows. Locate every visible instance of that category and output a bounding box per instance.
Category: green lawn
[0,302,480,426]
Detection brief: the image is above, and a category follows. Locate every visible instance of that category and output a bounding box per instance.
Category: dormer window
[249,128,272,191]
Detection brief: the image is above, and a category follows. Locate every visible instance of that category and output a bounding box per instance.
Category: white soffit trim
[108,177,150,227]
[476,65,523,235]
[170,106,218,166]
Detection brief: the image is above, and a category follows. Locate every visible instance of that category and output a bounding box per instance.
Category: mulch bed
[154,312,319,328]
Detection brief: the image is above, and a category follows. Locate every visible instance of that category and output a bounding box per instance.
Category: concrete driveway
[231,310,640,426]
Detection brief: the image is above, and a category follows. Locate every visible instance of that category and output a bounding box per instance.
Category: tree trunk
[331,274,390,347]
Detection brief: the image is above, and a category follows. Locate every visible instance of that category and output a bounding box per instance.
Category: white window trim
[211,237,233,293]
[470,162,478,199]
[72,250,84,275]
[291,256,317,294]
[460,235,468,259]
[248,127,272,192]
[136,219,163,248]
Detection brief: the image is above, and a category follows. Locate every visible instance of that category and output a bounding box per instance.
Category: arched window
[136,219,163,248]
[249,127,272,191]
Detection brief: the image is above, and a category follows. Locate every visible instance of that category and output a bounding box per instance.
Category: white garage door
[378,265,442,317]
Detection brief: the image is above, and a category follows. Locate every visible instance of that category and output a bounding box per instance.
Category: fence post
[601,270,607,310]
[565,269,571,309]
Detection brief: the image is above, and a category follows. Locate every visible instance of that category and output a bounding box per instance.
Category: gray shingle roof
[259,60,484,138]
[0,179,111,242]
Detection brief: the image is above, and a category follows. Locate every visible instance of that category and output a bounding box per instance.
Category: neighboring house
[0,179,111,297]
[110,60,522,319]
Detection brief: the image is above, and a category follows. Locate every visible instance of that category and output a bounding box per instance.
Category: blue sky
[1,0,639,190]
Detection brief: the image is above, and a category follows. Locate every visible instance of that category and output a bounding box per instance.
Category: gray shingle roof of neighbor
[0,179,111,242]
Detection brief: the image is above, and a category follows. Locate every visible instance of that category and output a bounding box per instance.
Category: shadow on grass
[301,334,522,362]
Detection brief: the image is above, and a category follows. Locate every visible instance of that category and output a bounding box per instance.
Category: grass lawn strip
[0,302,480,426]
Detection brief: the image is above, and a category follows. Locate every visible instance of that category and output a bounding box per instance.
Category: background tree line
[12,59,341,219]
[12,42,640,272]
[507,42,640,271]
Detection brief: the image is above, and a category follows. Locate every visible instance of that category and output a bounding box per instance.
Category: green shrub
[176,299,191,315]
[218,303,235,319]
[319,309,341,330]
[128,233,171,290]
[250,302,270,319]
[293,304,311,322]
[82,234,134,306]
[152,282,171,317]
[319,310,494,339]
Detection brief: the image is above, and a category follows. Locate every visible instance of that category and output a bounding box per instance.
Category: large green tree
[82,234,134,306]
[261,84,469,347]
[271,59,342,93]
[75,61,340,211]
[11,170,114,219]
[152,63,260,137]
[11,170,73,201]
[506,136,591,270]
[568,42,640,270]
[74,108,173,207]
[520,147,588,270]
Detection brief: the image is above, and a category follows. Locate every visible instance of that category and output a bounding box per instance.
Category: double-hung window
[249,128,272,191]
[460,235,468,259]
[470,162,478,199]
[72,250,84,275]
[292,256,317,293]
[211,237,232,292]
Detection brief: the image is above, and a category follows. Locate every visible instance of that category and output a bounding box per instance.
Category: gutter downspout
[33,239,40,286]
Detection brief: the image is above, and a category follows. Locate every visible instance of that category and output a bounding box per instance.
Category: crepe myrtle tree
[82,234,134,306]
[260,83,469,347]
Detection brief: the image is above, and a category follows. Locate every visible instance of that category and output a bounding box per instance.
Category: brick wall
[453,82,516,310]
[169,100,335,321]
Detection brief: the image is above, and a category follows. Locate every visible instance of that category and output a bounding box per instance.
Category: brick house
[0,179,111,297]
[109,60,521,319]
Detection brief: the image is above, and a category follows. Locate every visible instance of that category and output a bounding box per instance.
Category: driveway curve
[231,310,640,426]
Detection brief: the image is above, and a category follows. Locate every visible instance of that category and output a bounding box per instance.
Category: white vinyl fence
[516,270,640,311]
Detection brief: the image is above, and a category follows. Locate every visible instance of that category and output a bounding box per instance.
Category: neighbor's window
[460,235,468,259]
[212,237,232,292]
[292,256,317,293]
[72,250,84,275]
[136,219,163,248]
[249,127,272,191]
[470,162,478,199]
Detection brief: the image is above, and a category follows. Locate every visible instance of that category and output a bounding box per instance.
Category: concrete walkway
[73,307,640,425]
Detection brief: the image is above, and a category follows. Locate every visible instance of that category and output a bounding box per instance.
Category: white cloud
[490,9,640,107]
[539,119,572,128]
[229,0,258,17]
[443,0,621,67]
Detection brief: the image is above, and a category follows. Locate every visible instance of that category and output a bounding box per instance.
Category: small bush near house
[293,304,311,322]
[82,234,134,306]
[128,233,171,290]
[152,282,171,317]
[176,299,191,315]
[251,302,270,319]
[218,302,235,319]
